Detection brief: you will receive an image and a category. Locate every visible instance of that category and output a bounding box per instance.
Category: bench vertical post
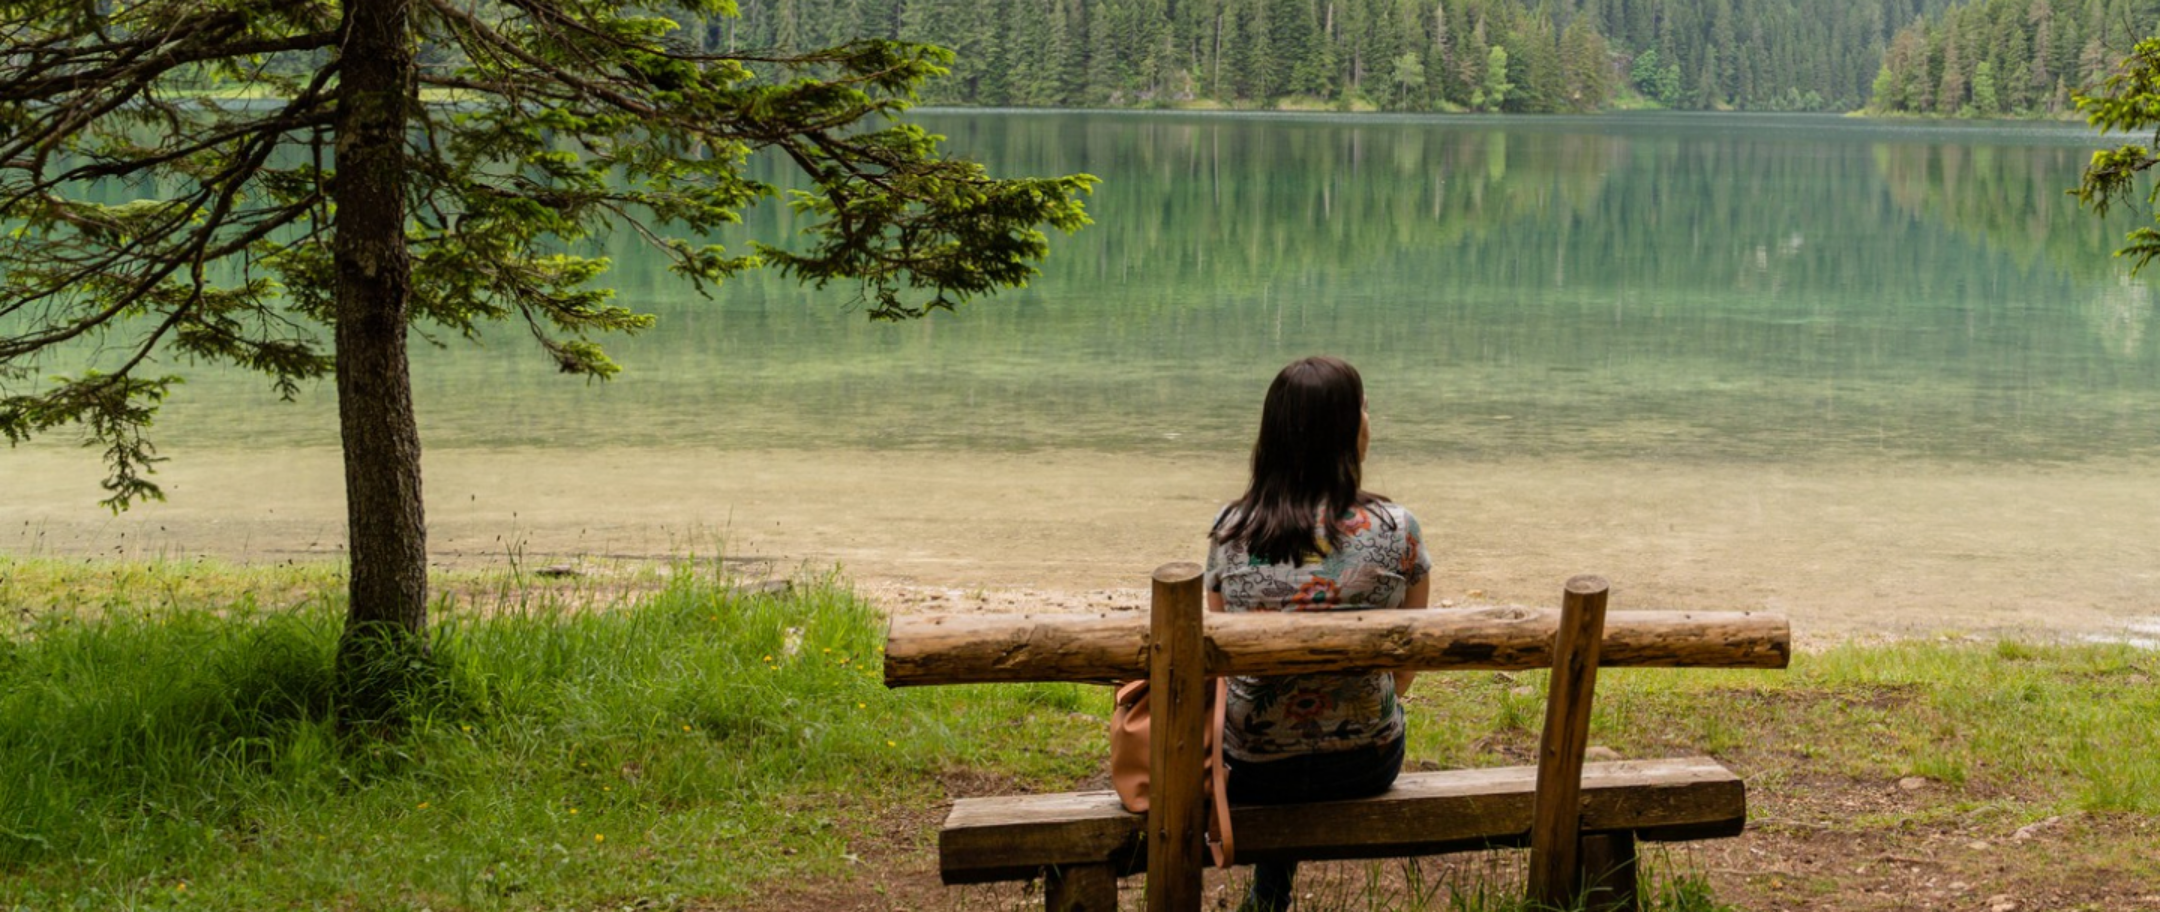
[1045,863,1119,912]
[1578,831,1640,912]
[1145,562,1208,912]
[1529,575,1611,907]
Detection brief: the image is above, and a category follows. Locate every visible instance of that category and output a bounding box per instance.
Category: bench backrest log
[883,565,1790,912]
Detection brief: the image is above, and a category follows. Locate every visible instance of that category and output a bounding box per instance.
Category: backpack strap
[1204,678,1235,867]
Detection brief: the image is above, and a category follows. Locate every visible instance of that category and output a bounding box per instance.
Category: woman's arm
[1208,591,1226,612]
[1394,575,1431,695]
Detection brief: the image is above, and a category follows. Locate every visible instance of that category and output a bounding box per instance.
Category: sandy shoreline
[10,444,2160,645]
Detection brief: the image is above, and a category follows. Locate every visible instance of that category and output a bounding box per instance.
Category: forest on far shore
[1867,0,2148,116]
[709,0,2159,114]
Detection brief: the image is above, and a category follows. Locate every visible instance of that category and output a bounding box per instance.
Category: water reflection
[113,112,2160,467]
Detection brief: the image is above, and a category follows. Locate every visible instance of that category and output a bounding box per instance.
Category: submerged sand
[8,443,2160,644]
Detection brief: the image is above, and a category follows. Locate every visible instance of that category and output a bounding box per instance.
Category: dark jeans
[1224,738,1405,912]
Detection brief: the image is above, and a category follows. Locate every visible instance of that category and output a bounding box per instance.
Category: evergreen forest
[1867,0,2160,115]
[698,0,2160,114]
[701,0,1970,113]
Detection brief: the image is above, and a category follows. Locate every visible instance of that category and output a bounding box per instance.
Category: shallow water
[8,112,2160,641]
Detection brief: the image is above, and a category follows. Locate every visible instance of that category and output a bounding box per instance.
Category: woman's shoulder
[1347,501,1423,554]
[1207,502,1241,539]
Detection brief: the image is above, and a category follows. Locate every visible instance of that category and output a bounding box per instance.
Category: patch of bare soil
[716,676,2158,912]
[710,759,2160,912]
[720,766,2160,912]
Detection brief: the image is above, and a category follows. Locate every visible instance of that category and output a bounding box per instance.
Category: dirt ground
[730,754,2160,912]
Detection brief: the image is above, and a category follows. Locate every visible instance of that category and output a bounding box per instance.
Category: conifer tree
[0,0,1094,710]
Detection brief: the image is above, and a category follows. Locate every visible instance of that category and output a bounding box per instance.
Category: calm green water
[135,112,2160,466]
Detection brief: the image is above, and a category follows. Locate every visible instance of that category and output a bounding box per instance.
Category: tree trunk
[332,0,427,716]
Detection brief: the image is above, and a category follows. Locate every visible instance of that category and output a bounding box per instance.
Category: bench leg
[1044,863,1118,912]
[1578,832,1639,912]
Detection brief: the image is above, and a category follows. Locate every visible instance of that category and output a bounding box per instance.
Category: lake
[9,111,2159,641]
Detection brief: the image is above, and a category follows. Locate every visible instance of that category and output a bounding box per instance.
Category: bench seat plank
[941,756,1744,884]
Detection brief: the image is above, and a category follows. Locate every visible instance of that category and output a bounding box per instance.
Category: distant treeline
[706,0,1973,112]
[1867,0,2160,116]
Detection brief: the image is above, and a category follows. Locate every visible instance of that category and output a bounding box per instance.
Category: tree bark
[331,0,427,710]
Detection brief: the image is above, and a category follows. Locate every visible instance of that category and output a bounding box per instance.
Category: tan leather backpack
[1108,678,1234,867]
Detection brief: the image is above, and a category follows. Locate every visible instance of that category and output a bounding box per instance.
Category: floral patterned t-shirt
[1205,501,1431,762]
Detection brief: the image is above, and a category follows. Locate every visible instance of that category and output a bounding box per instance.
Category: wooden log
[1145,562,1206,912]
[938,757,1744,884]
[1529,576,1610,907]
[885,606,1787,687]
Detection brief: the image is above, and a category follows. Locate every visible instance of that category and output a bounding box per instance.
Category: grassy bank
[0,557,1097,910]
[1,556,2155,910]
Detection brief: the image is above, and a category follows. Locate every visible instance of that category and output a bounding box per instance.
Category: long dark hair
[1212,356,1386,566]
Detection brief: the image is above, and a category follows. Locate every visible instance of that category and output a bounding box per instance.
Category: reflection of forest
[730,113,1618,291]
[1872,137,2154,363]
[1873,140,2121,275]
[134,115,2160,466]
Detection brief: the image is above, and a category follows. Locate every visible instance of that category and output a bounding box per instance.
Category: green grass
[0,556,1097,910]
[1397,638,2160,818]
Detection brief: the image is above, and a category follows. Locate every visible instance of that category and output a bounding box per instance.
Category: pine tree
[1456,12,1490,105]
[0,0,1094,709]
[1972,58,1999,112]
[1281,0,1333,98]
[1560,14,1612,111]
[1008,0,1060,104]
[1508,8,1561,111]
[1939,31,1968,113]
[1477,42,1513,108]
[1086,0,1135,102]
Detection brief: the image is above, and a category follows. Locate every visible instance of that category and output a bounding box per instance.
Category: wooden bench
[885,567,1788,912]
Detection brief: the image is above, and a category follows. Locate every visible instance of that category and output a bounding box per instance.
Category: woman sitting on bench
[1206,355,1433,912]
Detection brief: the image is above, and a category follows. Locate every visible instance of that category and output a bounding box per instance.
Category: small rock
[736,579,792,598]
[1510,685,1537,697]
[1897,776,1929,792]
[1467,589,1488,598]
[1965,840,1989,850]
[1949,881,1970,891]
[1584,746,1622,762]
[2012,815,2063,840]
[1986,895,2018,912]
[1439,599,1457,608]
[535,564,579,578]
